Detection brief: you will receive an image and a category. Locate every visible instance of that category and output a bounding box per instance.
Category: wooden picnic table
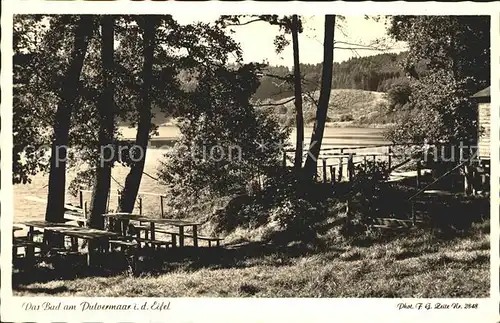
[12,225,23,238]
[102,213,201,247]
[17,220,119,266]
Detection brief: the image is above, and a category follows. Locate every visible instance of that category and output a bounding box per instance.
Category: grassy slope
[121,89,392,128]
[13,219,489,297]
[268,89,392,128]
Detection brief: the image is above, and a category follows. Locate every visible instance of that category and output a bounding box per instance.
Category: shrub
[158,64,290,201]
[267,198,319,243]
[339,114,354,122]
[385,79,411,112]
[304,110,317,124]
[346,160,395,224]
[278,104,288,115]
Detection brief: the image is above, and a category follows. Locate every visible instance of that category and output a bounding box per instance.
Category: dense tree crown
[386,16,490,144]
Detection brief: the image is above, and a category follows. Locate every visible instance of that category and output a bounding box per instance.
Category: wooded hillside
[253,52,409,102]
[146,52,410,126]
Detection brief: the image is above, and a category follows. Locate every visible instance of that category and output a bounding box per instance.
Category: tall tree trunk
[303,15,335,179]
[118,18,155,213]
[89,16,115,229]
[291,15,304,170]
[45,16,93,223]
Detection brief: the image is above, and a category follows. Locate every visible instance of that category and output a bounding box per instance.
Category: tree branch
[334,46,388,51]
[254,97,295,107]
[334,40,389,50]
[262,72,293,82]
[304,91,319,107]
[224,18,267,27]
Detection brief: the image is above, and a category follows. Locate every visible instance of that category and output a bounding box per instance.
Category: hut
[471,86,491,160]
[469,86,491,194]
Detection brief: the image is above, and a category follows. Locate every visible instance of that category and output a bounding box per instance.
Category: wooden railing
[78,189,168,217]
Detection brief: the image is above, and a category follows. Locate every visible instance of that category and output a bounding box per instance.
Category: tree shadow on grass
[12,252,133,288]
[13,238,342,291]
[150,240,327,273]
[15,285,72,295]
[13,194,489,293]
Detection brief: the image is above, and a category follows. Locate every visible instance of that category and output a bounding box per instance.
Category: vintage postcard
[1,1,499,323]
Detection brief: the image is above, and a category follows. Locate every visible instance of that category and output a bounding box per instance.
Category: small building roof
[472,86,490,98]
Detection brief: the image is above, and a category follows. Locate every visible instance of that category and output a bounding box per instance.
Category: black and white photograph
[2,4,498,323]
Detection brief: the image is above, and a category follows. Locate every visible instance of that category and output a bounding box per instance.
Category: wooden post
[282,151,287,168]
[117,189,121,207]
[345,199,351,230]
[83,201,89,229]
[411,201,416,226]
[388,146,392,170]
[26,226,35,261]
[464,164,473,195]
[106,191,111,213]
[160,195,165,217]
[322,159,327,183]
[79,188,83,209]
[138,196,143,215]
[87,240,98,267]
[330,166,335,184]
[192,225,198,248]
[179,226,184,247]
[363,155,367,171]
[348,154,354,182]
[338,157,343,182]
[84,201,88,218]
[416,160,422,189]
[150,222,155,240]
[71,237,78,252]
[170,233,177,247]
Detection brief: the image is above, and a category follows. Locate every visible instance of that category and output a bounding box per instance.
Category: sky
[176,15,407,68]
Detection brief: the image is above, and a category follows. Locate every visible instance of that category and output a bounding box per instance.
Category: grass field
[269,89,395,128]
[13,219,489,297]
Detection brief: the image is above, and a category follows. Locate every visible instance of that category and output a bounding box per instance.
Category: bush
[385,79,411,112]
[339,114,354,122]
[304,110,316,124]
[210,168,332,244]
[347,160,399,221]
[385,107,443,143]
[278,104,288,115]
[158,64,290,201]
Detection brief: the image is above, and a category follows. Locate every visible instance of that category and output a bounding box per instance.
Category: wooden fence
[79,189,167,217]
[283,144,396,183]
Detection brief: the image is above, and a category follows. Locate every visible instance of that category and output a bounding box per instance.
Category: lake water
[120,125,389,148]
[14,126,390,222]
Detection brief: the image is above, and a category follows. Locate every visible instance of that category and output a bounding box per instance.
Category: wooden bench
[18,220,120,267]
[109,238,139,252]
[13,237,44,261]
[128,224,152,239]
[154,229,223,247]
[135,237,172,250]
[64,212,88,227]
[27,228,81,252]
